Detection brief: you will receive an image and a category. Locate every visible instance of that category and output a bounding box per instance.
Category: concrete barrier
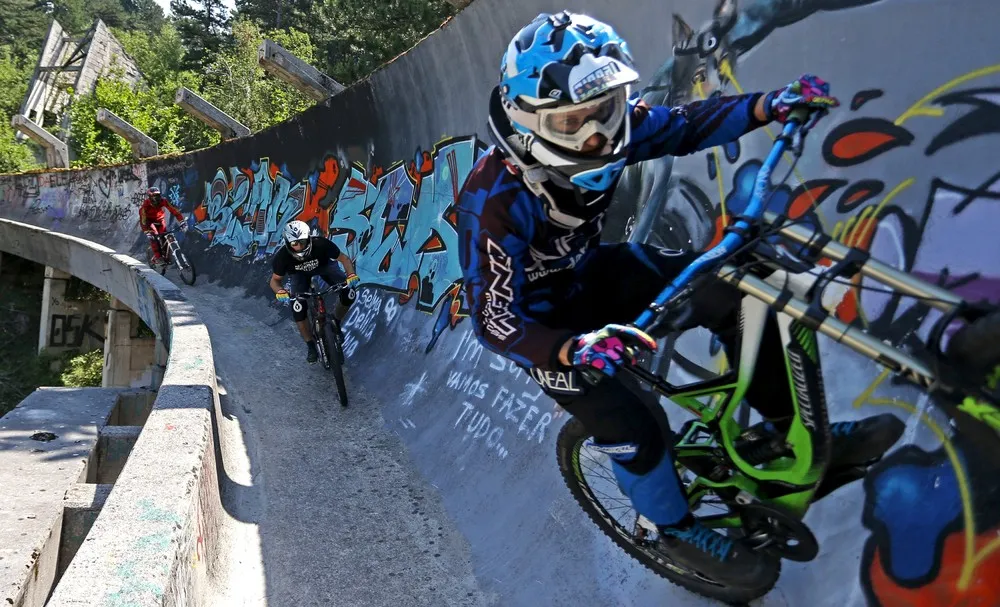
[0,218,220,606]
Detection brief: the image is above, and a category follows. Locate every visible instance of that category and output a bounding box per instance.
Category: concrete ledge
[96,108,159,159]
[10,114,69,168]
[109,389,156,426]
[0,219,220,607]
[0,387,122,607]
[258,39,344,101]
[59,484,113,580]
[174,87,251,140]
[95,425,141,483]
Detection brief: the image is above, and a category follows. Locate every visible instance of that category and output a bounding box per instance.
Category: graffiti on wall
[190,137,487,327]
[48,313,105,349]
[0,165,145,230]
[619,3,1000,599]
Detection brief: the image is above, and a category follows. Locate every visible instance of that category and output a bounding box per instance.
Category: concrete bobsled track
[0,219,220,606]
[3,0,1000,604]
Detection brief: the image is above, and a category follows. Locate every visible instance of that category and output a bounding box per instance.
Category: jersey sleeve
[457,155,576,371]
[315,237,341,262]
[164,200,184,220]
[627,93,768,163]
[271,250,289,277]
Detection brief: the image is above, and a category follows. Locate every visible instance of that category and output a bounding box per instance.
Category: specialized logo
[787,349,816,430]
[483,238,518,341]
[529,367,582,394]
[294,259,319,272]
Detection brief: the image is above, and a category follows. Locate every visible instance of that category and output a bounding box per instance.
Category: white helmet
[282,220,312,260]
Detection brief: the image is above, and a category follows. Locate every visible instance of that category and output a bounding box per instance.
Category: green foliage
[49,0,166,36]
[0,0,51,58]
[171,0,230,70]
[2,0,456,172]
[306,0,454,85]
[0,121,40,173]
[67,60,218,166]
[60,349,105,387]
[201,19,315,132]
[0,45,41,173]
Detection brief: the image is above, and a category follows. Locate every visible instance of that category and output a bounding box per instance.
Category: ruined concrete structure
[18,19,142,141]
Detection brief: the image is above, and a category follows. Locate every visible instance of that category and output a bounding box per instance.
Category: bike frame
[303,276,347,367]
[622,115,969,525]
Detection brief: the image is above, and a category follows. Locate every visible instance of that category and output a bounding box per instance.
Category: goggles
[534,87,627,153]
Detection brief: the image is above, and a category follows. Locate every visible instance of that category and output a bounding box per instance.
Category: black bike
[147,224,196,286]
[300,276,349,407]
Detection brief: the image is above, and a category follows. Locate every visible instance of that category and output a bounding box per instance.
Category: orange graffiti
[834,132,897,161]
[418,229,446,253]
[298,157,341,235]
[400,273,420,305]
[788,179,845,218]
[823,119,915,167]
[869,529,1000,607]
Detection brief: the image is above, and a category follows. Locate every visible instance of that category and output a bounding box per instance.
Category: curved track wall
[2,0,1000,604]
[0,219,219,606]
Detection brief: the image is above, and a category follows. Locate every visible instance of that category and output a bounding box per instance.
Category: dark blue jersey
[456,92,768,370]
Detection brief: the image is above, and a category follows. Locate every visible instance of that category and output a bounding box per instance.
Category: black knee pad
[291,296,308,322]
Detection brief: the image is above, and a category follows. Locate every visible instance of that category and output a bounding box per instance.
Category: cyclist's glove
[275,290,290,303]
[766,74,840,126]
[570,323,657,379]
[179,219,189,232]
[345,273,360,288]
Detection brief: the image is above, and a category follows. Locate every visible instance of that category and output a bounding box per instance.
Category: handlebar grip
[787,107,812,125]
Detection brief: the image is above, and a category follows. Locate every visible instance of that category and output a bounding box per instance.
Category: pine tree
[169,0,230,70]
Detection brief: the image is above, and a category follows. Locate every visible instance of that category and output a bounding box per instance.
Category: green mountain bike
[555,110,1000,604]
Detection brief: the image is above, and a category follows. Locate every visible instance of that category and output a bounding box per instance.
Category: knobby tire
[555,417,780,605]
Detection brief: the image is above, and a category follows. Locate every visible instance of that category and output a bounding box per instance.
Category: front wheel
[175,250,196,286]
[555,417,780,605]
[325,321,348,406]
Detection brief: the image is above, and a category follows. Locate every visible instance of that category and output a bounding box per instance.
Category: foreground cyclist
[269,220,360,363]
[457,11,903,585]
[139,186,186,265]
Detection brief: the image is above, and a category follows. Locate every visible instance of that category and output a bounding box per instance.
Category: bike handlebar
[632,111,810,332]
[299,281,348,298]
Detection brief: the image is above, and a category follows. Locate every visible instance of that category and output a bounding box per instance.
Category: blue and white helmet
[491,11,640,209]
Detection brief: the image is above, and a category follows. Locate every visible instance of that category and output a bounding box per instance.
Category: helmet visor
[537,88,627,152]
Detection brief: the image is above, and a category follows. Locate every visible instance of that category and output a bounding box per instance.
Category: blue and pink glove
[571,323,658,379]
[766,74,840,126]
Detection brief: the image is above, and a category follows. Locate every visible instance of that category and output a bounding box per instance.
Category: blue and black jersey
[456,93,769,371]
